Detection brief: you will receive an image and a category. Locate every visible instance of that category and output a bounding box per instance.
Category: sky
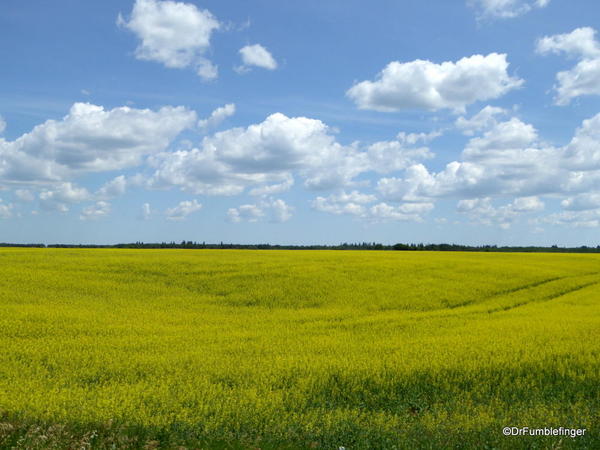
[1,0,600,246]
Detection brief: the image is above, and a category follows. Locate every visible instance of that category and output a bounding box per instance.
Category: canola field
[0,248,598,449]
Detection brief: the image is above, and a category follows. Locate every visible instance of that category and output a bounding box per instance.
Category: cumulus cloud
[198,104,236,131]
[312,190,432,222]
[227,204,263,223]
[80,201,111,221]
[0,199,13,219]
[560,193,600,211]
[369,202,434,222]
[467,0,550,20]
[455,105,508,135]
[0,103,196,184]
[537,27,600,59]
[346,53,523,112]
[511,196,545,212]
[562,113,600,171]
[380,165,471,203]
[366,137,434,174]
[378,114,562,203]
[165,199,202,221]
[14,189,34,202]
[119,0,220,80]
[139,202,152,220]
[543,209,600,228]
[375,111,600,230]
[249,175,294,196]
[396,130,443,145]
[39,182,90,213]
[461,117,539,161]
[312,190,377,217]
[14,103,600,231]
[147,113,432,195]
[270,199,293,223]
[537,27,600,105]
[237,44,278,72]
[228,198,293,223]
[96,175,127,199]
[457,196,543,228]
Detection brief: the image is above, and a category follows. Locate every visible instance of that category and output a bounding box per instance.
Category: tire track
[447,275,567,309]
[486,279,600,314]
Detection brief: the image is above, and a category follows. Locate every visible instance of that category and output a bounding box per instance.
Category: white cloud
[553,58,600,106]
[139,202,152,220]
[455,105,508,135]
[467,0,550,20]
[537,27,600,105]
[376,111,600,229]
[165,199,202,221]
[39,182,90,212]
[312,190,377,217]
[396,130,443,145]
[457,196,543,228]
[377,113,567,203]
[198,103,236,131]
[311,198,366,217]
[148,113,432,195]
[326,190,378,205]
[0,116,6,134]
[249,174,294,196]
[537,27,600,59]
[237,44,278,71]
[119,0,220,80]
[461,117,539,161]
[228,198,293,223]
[378,162,490,202]
[228,204,263,223]
[96,175,127,199]
[9,103,588,231]
[369,202,433,222]
[457,197,510,228]
[196,59,218,80]
[346,53,523,112]
[0,103,196,184]
[559,170,600,194]
[563,113,600,170]
[311,190,431,222]
[80,201,111,221]
[0,199,13,219]
[511,196,545,212]
[561,193,600,211]
[14,189,34,202]
[543,209,600,228]
[270,199,293,223]
[366,139,434,174]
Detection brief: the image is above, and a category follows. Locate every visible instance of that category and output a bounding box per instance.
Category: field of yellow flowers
[0,248,598,448]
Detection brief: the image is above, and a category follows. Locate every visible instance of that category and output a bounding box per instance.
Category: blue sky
[1,0,600,245]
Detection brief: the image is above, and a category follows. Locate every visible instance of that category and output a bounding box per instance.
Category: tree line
[2,241,600,253]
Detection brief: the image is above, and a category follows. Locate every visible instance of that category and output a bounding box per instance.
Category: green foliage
[0,249,598,449]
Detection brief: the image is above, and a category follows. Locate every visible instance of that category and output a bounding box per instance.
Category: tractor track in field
[416,272,600,322]
[485,279,600,314]
[447,275,568,309]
